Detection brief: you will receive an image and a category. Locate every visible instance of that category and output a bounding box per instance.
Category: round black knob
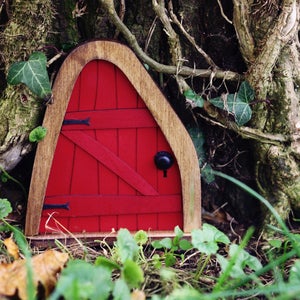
[154,151,174,170]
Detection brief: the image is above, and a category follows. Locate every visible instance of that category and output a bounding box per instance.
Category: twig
[114,0,125,39]
[144,16,158,53]
[198,113,288,144]
[168,1,219,69]
[99,0,241,81]
[217,0,233,24]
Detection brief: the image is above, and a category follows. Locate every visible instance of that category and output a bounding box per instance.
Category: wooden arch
[25,41,201,237]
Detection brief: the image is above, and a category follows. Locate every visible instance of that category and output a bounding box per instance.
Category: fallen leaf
[3,236,20,260]
[0,249,68,299]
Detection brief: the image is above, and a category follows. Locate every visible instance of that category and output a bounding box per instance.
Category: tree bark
[233,0,300,229]
[0,1,53,171]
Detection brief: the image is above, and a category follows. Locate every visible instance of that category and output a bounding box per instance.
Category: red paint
[40,60,182,233]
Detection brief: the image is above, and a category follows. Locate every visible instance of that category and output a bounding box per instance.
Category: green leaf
[201,164,215,184]
[209,94,252,126]
[217,244,262,278]
[168,286,202,300]
[229,244,262,271]
[94,256,121,271]
[29,126,47,142]
[237,81,255,103]
[116,228,139,263]
[184,89,204,108]
[7,52,52,99]
[179,239,193,251]
[174,225,184,239]
[49,260,113,300]
[151,238,173,250]
[191,223,230,255]
[112,278,131,300]
[0,199,12,219]
[289,260,300,284]
[165,253,177,267]
[268,239,283,249]
[1,173,8,183]
[121,259,144,288]
[160,268,176,281]
[134,230,148,246]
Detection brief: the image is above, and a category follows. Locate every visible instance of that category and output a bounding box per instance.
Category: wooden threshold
[27,231,191,248]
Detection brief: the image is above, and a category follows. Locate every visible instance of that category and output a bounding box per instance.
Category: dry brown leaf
[0,249,68,300]
[3,236,20,260]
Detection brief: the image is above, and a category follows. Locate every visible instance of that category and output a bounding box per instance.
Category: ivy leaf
[237,81,255,103]
[29,126,47,142]
[7,52,52,99]
[0,199,12,219]
[184,89,204,108]
[209,94,252,126]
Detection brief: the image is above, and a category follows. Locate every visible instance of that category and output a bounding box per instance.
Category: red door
[40,60,182,233]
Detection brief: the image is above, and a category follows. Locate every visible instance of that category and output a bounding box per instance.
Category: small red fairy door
[25,41,201,238]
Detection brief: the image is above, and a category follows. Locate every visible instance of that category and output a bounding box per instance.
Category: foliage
[29,126,47,142]
[0,166,27,198]
[7,52,52,99]
[0,198,12,219]
[186,81,254,126]
[188,127,215,184]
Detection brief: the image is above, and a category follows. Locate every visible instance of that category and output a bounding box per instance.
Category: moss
[0,0,53,168]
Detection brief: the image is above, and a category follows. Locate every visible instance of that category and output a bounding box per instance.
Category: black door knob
[154,151,174,170]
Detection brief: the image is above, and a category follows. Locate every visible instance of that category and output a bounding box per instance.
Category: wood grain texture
[25,41,201,236]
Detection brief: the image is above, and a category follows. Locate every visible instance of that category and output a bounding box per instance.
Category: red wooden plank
[118,215,137,230]
[69,217,99,232]
[67,74,80,112]
[158,213,183,230]
[79,61,97,111]
[95,129,118,194]
[96,60,117,110]
[62,131,158,195]
[116,65,138,109]
[137,128,158,189]
[118,128,137,195]
[62,109,157,130]
[157,130,181,194]
[100,216,117,232]
[42,195,181,216]
[138,214,158,230]
[45,135,74,196]
[39,216,69,233]
[137,95,146,108]
[70,131,98,194]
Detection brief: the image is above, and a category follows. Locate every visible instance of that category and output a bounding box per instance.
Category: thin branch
[217,0,233,24]
[198,113,288,144]
[99,0,241,81]
[168,1,219,69]
[113,0,125,39]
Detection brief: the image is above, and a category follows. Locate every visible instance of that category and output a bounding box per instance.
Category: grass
[1,171,300,299]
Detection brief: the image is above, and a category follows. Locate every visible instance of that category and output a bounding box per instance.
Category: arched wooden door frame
[25,41,201,237]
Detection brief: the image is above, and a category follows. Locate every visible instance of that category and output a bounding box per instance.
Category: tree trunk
[0,1,53,171]
[1,0,300,233]
[233,0,300,230]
